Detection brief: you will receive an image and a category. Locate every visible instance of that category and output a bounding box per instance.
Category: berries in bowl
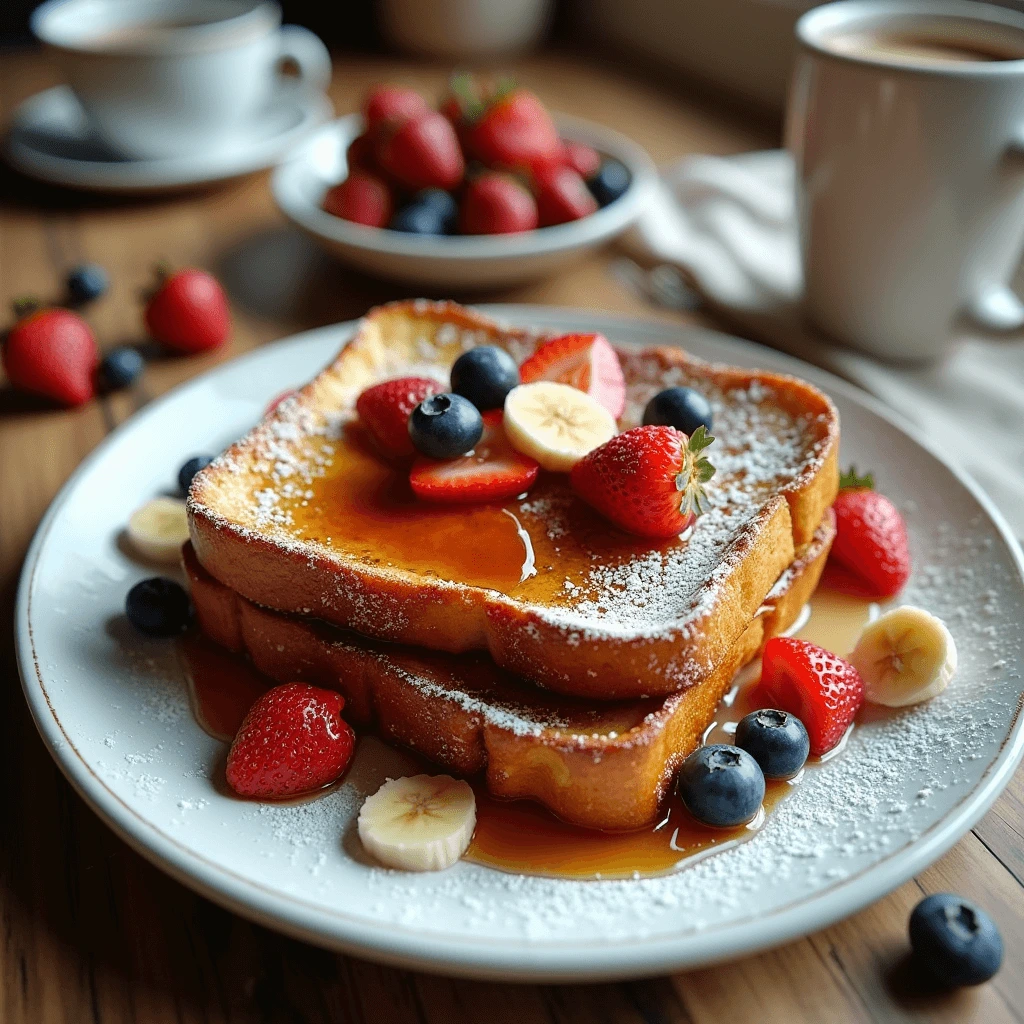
[271,77,657,288]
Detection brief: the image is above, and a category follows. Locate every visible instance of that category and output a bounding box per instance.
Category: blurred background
[0,0,835,115]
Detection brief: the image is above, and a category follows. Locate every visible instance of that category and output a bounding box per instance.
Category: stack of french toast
[184,300,839,831]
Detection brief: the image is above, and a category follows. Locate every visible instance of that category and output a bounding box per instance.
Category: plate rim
[15,305,1024,981]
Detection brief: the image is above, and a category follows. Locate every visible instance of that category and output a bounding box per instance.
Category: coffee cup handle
[962,134,1024,336]
[275,25,332,94]
[964,286,1024,335]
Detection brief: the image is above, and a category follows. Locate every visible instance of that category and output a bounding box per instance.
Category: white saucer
[4,85,332,193]
[15,307,1024,981]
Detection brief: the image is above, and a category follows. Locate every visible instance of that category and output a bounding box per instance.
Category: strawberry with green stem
[451,74,562,174]
[571,424,716,539]
[824,467,911,599]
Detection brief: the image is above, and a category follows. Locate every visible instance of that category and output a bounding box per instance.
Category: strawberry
[356,376,440,458]
[459,172,538,235]
[144,268,231,354]
[463,84,561,173]
[376,110,465,192]
[225,682,355,799]
[519,332,626,418]
[346,132,378,174]
[561,140,601,180]
[533,164,598,226]
[410,411,539,503]
[756,637,865,755]
[826,468,911,599]
[570,425,716,539]
[363,85,427,131]
[2,307,99,406]
[322,172,393,228]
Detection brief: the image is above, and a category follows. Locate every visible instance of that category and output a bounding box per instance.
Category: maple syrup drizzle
[179,589,876,880]
[263,422,677,603]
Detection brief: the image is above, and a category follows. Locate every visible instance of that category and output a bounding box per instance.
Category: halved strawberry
[570,425,715,539]
[356,376,440,459]
[756,637,865,756]
[518,333,625,418]
[226,682,355,799]
[410,411,539,503]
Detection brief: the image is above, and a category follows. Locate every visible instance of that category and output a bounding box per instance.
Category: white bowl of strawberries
[271,78,657,289]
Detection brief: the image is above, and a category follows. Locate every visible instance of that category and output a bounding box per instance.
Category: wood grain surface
[1,46,1022,1024]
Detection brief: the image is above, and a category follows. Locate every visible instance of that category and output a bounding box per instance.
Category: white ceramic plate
[4,85,332,193]
[16,306,1024,982]
[272,114,657,287]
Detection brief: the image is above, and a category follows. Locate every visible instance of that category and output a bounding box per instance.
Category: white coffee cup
[788,0,1024,361]
[31,0,331,161]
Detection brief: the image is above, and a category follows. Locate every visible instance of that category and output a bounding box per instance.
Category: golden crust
[183,509,833,832]
[189,300,839,701]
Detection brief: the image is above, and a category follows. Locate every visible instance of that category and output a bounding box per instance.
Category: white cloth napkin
[622,150,1024,538]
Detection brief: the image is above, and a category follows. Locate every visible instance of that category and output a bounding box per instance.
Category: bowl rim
[271,111,658,262]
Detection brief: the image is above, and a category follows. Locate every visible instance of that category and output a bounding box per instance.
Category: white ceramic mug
[31,0,331,161]
[788,0,1024,361]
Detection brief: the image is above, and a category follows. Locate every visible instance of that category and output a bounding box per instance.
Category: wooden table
[2,46,1022,1024]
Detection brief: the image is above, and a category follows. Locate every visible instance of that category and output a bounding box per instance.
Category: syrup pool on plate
[179,589,876,880]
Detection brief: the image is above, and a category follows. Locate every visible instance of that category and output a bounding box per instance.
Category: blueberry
[390,199,452,235]
[408,393,483,459]
[589,159,631,207]
[416,188,458,227]
[98,346,145,391]
[735,709,809,780]
[178,455,213,495]
[677,744,765,828]
[67,263,109,304]
[909,893,1003,987]
[125,578,191,637]
[642,387,714,435]
[450,346,520,411]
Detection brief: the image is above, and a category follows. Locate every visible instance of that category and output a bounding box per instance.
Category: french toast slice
[183,510,834,832]
[189,300,838,701]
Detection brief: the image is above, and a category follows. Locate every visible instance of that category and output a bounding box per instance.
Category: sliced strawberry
[570,425,715,539]
[756,637,864,755]
[519,332,625,418]
[356,376,440,458]
[226,682,355,799]
[827,468,911,599]
[410,411,539,503]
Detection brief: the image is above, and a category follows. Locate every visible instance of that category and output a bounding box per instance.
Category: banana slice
[358,774,476,871]
[127,497,191,564]
[850,605,957,707]
[503,381,617,472]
